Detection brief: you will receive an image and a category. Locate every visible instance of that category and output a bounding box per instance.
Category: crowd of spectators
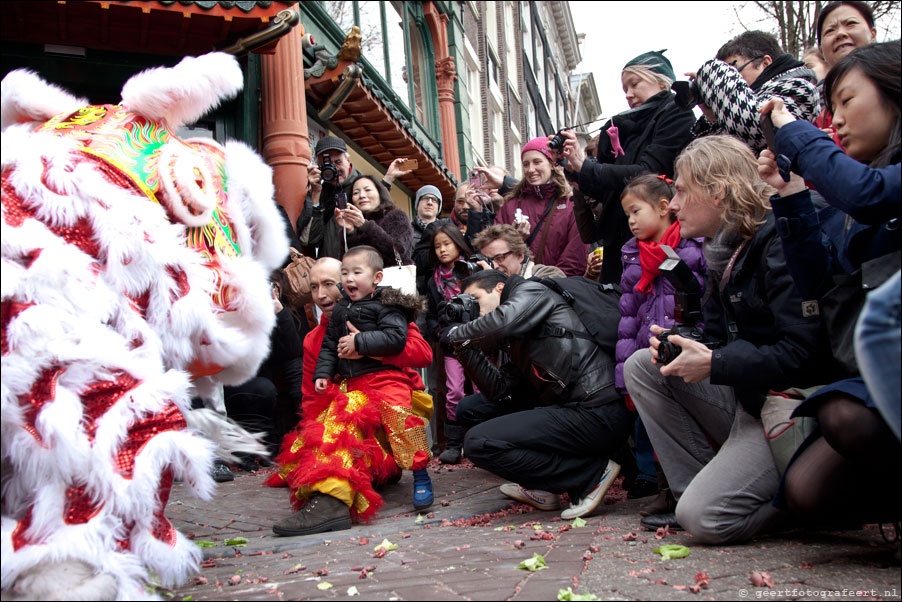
[223,1,899,545]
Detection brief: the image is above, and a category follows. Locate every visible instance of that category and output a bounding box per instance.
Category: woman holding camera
[488,138,588,277]
[337,175,414,268]
[425,222,480,464]
[559,50,696,285]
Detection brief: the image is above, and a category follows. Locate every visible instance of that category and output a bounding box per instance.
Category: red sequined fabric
[21,366,63,445]
[151,470,177,546]
[11,508,35,552]
[114,404,187,478]
[1,300,34,355]
[81,372,140,442]
[64,484,103,525]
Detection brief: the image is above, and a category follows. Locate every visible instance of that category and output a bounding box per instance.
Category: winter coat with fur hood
[314,286,425,382]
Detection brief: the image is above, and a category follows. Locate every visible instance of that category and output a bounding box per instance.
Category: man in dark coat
[623,136,831,544]
[297,136,410,259]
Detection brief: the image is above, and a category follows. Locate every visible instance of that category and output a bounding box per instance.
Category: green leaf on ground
[653,544,690,560]
[415,514,425,524]
[558,586,601,601]
[347,586,360,596]
[193,540,217,548]
[570,517,588,528]
[182,597,194,602]
[316,582,333,590]
[517,553,548,572]
[224,537,248,546]
[374,538,398,552]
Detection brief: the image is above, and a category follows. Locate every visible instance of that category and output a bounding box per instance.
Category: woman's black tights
[784,394,901,522]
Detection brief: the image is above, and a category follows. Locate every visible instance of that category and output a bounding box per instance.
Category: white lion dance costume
[1,54,287,599]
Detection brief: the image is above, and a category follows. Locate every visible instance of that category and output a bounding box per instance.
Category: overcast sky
[569,1,901,123]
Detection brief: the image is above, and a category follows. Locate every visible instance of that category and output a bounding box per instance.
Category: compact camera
[440,293,481,325]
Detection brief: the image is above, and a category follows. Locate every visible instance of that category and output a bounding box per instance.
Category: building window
[466,56,484,164]
[487,47,500,87]
[321,1,439,139]
[503,1,516,86]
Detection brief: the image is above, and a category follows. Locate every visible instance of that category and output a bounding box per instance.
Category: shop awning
[306,64,458,209]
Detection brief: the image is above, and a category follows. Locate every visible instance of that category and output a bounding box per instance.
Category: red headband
[657,175,673,184]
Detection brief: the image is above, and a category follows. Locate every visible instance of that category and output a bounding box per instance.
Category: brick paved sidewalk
[167,460,901,601]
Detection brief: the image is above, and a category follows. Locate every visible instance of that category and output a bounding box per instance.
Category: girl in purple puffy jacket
[616,174,707,505]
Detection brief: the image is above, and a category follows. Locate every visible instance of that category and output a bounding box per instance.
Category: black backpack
[531,276,621,355]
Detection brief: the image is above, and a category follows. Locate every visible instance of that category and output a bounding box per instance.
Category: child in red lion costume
[1,53,287,599]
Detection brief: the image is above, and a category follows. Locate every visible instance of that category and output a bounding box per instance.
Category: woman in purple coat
[616,174,706,512]
[496,138,589,276]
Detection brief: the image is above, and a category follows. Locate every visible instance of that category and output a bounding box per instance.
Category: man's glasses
[729,55,764,74]
[488,250,514,264]
[420,196,439,204]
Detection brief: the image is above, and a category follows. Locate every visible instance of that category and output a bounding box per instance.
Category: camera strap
[526,197,556,249]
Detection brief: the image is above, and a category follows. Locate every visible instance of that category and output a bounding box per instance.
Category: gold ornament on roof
[338,26,363,62]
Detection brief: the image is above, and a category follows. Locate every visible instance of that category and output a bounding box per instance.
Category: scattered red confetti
[800,562,812,569]
[622,531,638,541]
[186,531,196,539]
[655,579,668,585]
[372,548,387,559]
[265,589,279,594]
[359,570,368,579]
[582,552,593,561]
[194,577,207,585]
[513,540,525,549]
[358,537,369,545]
[426,513,435,518]
[365,565,376,572]
[558,525,572,533]
[228,575,241,586]
[673,585,686,591]
[313,568,328,576]
[440,500,451,506]
[750,571,774,588]
[402,533,411,539]
[200,559,216,568]
[695,570,710,589]
[589,546,600,553]
[281,553,292,559]
[689,584,702,594]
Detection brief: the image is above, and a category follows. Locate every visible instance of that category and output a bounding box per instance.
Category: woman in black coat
[561,50,696,285]
[336,175,414,267]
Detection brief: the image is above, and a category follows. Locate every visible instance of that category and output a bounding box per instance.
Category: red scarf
[635,220,683,294]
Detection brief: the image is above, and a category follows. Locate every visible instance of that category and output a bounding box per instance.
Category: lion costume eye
[158,139,220,227]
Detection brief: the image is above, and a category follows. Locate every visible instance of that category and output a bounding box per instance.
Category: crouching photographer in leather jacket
[446,270,632,519]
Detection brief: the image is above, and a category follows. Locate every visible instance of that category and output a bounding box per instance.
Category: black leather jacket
[449,276,619,407]
[313,286,418,382]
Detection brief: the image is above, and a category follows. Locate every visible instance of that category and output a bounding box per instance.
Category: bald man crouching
[266,258,434,536]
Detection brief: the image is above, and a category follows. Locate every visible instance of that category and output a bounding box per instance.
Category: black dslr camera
[671,80,700,111]
[319,156,339,184]
[452,254,493,281]
[440,293,481,325]
[654,246,715,365]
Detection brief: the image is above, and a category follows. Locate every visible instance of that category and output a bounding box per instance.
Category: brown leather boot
[639,464,676,517]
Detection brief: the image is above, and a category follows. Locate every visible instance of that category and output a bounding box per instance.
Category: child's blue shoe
[412,468,433,510]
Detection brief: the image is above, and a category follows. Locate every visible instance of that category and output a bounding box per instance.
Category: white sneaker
[499,483,561,511]
[561,459,620,519]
